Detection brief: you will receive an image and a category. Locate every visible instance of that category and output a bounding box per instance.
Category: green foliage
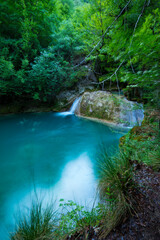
[121,7,160,107]
[97,148,137,238]
[0,0,160,107]
[98,148,135,206]
[27,40,80,101]
[72,0,160,106]
[0,0,85,102]
[0,0,56,99]
[128,137,160,170]
[121,119,160,171]
[54,199,101,238]
[11,199,102,240]
[10,201,56,240]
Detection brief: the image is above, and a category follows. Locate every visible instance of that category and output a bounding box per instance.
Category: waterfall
[69,97,81,114]
[56,97,81,116]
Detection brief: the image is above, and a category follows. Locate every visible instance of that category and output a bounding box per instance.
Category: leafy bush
[54,199,101,239]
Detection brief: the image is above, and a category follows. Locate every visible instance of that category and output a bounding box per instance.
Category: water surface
[0,112,123,239]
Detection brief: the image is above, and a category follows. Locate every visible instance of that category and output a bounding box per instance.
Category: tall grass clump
[10,199,101,240]
[97,148,137,238]
[10,201,57,240]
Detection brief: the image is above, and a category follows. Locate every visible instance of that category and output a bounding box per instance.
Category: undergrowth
[97,149,137,238]
[55,199,101,239]
[121,116,160,171]
[11,199,102,240]
[124,135,160,170]
[10,201,56,240]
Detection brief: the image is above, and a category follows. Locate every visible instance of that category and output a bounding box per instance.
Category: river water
[0,112,123,239]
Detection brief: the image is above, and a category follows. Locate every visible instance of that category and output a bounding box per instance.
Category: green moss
[108,95,121,107]
[119,111,160,170]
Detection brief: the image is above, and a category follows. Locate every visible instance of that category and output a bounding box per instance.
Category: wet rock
[79,91,144,127]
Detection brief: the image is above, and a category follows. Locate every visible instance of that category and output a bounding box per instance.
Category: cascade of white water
[56,97,81,116]
[69,97,81,114]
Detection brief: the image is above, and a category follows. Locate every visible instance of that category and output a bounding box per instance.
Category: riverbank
[101,109,160,239]
[105,163,160,240]
[0,102,55,115]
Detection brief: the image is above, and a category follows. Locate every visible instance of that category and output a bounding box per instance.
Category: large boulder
[79,91,144,127]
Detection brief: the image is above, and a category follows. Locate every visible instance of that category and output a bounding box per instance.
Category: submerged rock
[79,91,144,127]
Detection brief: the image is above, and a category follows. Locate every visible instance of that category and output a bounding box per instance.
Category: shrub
[54,199,101,239]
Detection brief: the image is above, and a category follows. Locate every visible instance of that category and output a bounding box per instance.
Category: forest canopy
[0,0,160,107]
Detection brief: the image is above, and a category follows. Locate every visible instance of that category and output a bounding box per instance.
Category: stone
[78,91,144,127]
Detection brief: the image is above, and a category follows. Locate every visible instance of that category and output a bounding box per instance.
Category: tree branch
[129,0,147,73]
[72,0,132,69]
[92,60,125,85]
[129,0,147,53]
[96,0,147,85]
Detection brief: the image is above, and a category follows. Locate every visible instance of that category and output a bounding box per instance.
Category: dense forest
[0,0,160,108]
[0,1,160,239]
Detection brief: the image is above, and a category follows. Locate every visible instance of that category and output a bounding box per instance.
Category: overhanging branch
[72,0,132,69]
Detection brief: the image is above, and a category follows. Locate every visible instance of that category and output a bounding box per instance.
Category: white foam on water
[56,97,81,117]
[56,111,74,117]
[52,153,97,204]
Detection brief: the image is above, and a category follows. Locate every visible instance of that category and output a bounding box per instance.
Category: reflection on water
[0,112,123,239]
[53,153,97,203]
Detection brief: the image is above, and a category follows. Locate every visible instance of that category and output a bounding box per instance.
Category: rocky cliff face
[79,91,144,127]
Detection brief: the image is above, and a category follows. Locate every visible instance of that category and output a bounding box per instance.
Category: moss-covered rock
[119,110,160,147]
[79,91,144,127]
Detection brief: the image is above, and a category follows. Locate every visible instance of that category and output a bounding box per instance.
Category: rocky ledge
[78,91,144,128]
